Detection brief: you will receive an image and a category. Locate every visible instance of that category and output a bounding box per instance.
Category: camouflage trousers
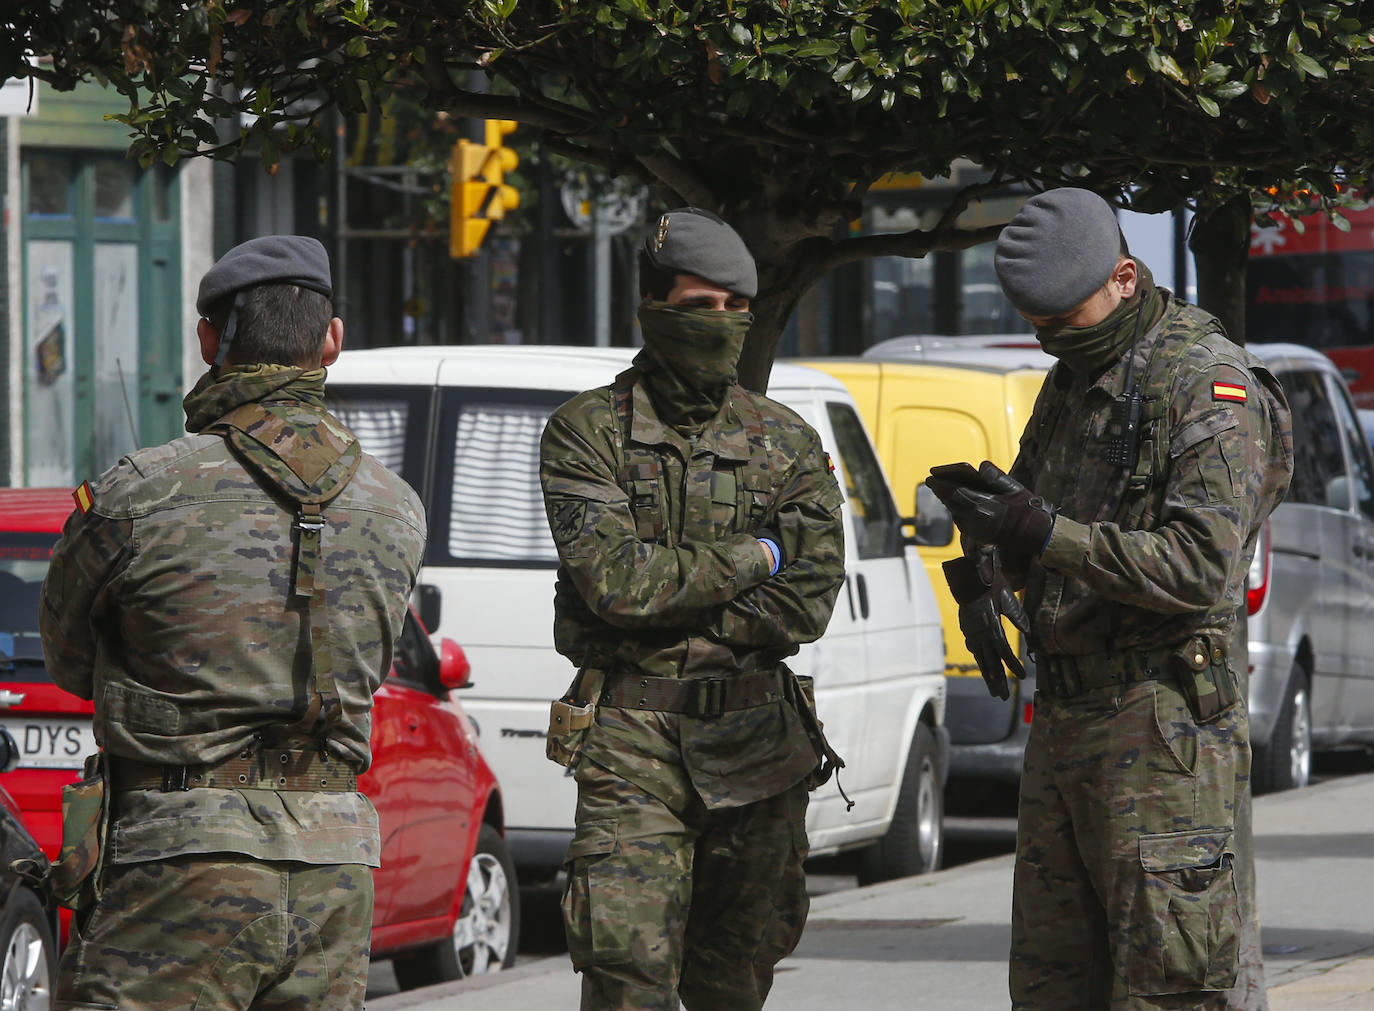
[1010,677,1250,1011]
[55,855,373,1010]
[562,758,810,1011]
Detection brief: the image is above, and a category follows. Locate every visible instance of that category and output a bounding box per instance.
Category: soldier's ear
[196,318,219,366]
[320,316,344,367]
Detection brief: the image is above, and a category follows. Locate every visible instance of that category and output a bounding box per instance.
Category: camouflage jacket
[1009,294,1294,656]
[540,369,845,809]
[39,366,426,866]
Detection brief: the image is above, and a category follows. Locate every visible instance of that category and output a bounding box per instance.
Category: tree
[10,1,1374,387]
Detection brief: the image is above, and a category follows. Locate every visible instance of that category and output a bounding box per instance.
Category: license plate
[0,718,97,769]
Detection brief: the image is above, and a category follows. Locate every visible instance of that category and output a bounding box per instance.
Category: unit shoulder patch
[549,497,587,545]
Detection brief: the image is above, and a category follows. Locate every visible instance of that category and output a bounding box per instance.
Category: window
[432,390,569,566]
[825,403,901,559]
[324,387,430,501]
[1277,369,1346,507]
[26,156,72,218]
[1327,375,1374,519]
[92,159,137,222]
[389,609,440,692]
[0,534,58,681]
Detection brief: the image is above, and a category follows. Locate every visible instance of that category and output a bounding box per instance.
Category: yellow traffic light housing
[449,121,520,258]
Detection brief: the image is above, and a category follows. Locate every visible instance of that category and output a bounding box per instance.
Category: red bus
[1248,204,1374,409]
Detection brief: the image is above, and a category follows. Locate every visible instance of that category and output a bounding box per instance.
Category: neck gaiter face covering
[634,302,753,427]
[1034,259,1164,376]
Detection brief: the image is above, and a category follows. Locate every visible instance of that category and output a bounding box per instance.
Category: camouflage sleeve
[39,506,133,700]
[1040,356,1276,614]
[540,410,774,629]
[703,429,845,646]
[1002,371,1060,589]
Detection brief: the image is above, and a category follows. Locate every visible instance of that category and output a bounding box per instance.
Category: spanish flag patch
[1212,381,1247,403]
[73,481,94,515]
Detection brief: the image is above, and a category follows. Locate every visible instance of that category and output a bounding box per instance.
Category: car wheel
[1254,662,1313,794]
[393,823,520,989]
[856,722,944,885]
[0,889,55,1011]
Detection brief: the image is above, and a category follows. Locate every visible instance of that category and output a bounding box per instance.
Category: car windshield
[0,534,56,670]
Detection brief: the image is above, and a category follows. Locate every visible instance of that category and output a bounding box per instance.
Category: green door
[21,152,182,486]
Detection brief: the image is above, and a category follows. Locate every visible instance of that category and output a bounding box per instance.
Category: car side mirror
[417,584,442,634]
[1327,475,1352,511]
[438,638,472,690]
[903,483,955,547]
[0,728,19,775]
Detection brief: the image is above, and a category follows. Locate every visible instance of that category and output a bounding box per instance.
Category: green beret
[642,207,757,299]
[995,189,1121,317]
[197,235,333,316]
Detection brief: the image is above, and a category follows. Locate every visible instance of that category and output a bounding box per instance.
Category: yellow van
[799,349,1050,784]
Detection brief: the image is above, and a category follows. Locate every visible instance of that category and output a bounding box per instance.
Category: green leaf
[850,24,868,52]
[1196,94,1220,117]
[832,60,857,82]
[1214,80,1248,99]
[880,89,895,111]
[795,40,840,58]
[1291,53,1328,78]
[730,22,751,47]
[161,144,181,166]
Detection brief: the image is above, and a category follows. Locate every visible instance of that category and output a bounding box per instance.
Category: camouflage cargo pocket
[560,820,630,968]
[1129,829,1240,995]
[546,698,596,768]
[52,756,107,911]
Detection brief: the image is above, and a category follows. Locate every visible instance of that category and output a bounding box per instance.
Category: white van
[325,346,947,882]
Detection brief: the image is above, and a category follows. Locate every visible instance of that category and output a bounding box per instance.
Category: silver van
[1247,343,1374,792]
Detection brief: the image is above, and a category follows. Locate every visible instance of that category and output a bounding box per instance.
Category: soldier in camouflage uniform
[39,236,426,1010]
[540,208,845,1011]
[928,189,1293,1011]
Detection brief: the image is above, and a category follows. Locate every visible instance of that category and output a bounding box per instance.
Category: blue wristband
[758,537,781,576]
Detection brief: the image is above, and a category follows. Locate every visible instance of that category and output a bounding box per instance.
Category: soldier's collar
[627,380,750,460]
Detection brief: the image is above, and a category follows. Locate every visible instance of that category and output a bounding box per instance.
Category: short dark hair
[205,284,332,366]
[637,250,675,302]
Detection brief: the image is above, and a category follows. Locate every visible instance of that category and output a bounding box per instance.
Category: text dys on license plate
[0,718,96,769]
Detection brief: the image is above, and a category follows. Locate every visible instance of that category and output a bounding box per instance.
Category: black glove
[942,548,1030,701]
[926,461,1056,557]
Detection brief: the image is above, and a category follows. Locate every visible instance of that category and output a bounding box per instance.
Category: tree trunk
[1188,193,1253,345]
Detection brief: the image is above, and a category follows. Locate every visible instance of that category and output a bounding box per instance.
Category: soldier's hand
[927,461,1056,557]
[942,549,1030,701]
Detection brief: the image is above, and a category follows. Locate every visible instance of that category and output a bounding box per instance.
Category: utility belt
[109,747,358,793]
[1037,647,1177,698]
[599,668,788,717]
[1038,633,1239,724]
[547,664,852,808]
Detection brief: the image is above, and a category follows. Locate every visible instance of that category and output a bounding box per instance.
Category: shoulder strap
[208,402,362,742]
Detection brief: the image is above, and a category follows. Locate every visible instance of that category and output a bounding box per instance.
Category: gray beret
[196,235,333,316]
[994,189,1121,317]
[642,207,757,299]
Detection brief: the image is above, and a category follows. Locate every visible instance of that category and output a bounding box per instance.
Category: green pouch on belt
[52,752,108,910]
[1172,635,1240,724]
[546,669,601,769]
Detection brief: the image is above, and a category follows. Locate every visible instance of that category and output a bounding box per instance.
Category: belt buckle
[692,678,727,719]
[161,764,190,791]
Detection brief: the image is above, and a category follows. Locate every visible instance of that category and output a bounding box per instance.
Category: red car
[0,488,518,987]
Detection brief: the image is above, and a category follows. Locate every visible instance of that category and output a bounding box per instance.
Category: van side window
[1277,369,1346,507]
[825,403,901,559]
[1326,374,1374,518]
[325,387,429,499]
[436,391,567,566]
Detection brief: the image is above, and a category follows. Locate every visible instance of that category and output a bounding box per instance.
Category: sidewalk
[370,771,1374,1009]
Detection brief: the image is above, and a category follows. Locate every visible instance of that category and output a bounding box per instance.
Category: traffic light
[449,120,520,258]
